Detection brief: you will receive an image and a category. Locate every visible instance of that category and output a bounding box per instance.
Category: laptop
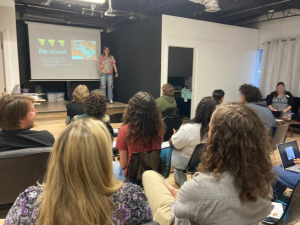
[272,111,281,118]
[277,140,300,173]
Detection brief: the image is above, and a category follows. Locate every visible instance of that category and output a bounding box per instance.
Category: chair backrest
[186,144,206,173]
[109,113,123,123]
[271,123,290,150]
[283,180,300,225]
[126,147,173,182]
[162,107,178,118]
[0,147,52,205]
[163,114,182,142]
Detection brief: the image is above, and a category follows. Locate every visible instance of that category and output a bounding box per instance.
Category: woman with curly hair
[114,92,165,181]
[169,96,217,186]
[239,84,276,130]
[143,103,274,225]
[65,85,89,125]
[72,89,112,136]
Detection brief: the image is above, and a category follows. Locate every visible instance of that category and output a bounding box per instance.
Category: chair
[162,107,179,118]
[173,144,205,177]
[163,114,182,142]
[125,147,173,184]
[0,147,51,218]
[109,113,123,123]
[142,222,160,225]
[282,180,300,225]
[271,123,290,150]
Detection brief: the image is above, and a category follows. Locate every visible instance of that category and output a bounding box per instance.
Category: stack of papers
[268,202,284,219]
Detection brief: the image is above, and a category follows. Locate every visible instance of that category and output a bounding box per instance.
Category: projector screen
[27,22,101,80]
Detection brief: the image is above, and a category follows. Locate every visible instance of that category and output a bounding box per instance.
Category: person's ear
[220,97,224,103]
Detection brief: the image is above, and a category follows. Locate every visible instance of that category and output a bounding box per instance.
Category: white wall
[0,0,20,93]
[247,11,300,49]
[161,15,259,117]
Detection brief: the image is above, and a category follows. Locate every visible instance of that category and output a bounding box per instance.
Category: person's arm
[267,93,277,111]
[294,158,300,166]
[98,61,102,75]
[283,92,294,113]
[119,150,128,168]
[113,64,118,78]
[282,105,292,113]
[169,125,190,150]
[169,129,177,147]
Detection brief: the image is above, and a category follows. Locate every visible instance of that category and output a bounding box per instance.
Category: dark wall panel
[105,16,162,103]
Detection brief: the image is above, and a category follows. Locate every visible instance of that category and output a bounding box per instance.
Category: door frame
[161,43,199,118]
[0,27,11,92]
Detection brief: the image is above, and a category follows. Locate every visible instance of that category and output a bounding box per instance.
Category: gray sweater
[170,172,272,225]
[248,101,276,129]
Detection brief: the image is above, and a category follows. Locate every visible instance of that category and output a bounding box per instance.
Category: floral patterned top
[99,55,116,74]
[4,183,152,225]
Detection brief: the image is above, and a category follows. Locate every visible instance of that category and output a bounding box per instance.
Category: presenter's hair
[37,119,122,225]
[84,89,107,119]
[72,85,90,103]
[212,89,225,102]
[162,83,175,96]
[123,91,165,147]
[0,94,36,131]
[239,84,262,103]
[102,46,111,56]
[191,96,218,141]
[198,103,274,202]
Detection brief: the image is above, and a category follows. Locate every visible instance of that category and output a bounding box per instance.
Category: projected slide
[71,40,97,60]
[27,22,101,80]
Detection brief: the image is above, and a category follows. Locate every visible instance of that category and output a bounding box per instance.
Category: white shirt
[172,123,203,158]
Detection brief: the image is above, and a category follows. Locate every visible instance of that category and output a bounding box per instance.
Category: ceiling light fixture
[269,9,275,13]
[82,0,106,4]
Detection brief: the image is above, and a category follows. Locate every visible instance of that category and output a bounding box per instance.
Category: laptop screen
[278,141,300,169]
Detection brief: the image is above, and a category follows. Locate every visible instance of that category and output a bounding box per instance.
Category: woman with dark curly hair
[239,84,276,129]
[72,90,112,136]
[114,92,165,181]
[143,103,274,225]
[169,96,217,186]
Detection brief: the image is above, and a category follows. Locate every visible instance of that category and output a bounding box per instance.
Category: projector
[104,11,116,17]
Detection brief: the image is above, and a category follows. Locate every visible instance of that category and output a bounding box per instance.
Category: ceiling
[14,0,300,29]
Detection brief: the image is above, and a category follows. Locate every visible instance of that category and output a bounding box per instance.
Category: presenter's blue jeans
[100,73,113,100]
[272,165,300,194]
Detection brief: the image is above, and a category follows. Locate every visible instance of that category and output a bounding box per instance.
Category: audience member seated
[267,82,294,113]
[65,84,89,125]
[239,84,276,129]
[0,95,54,152]
[156,83,177,112]
[273,159,300,194]
[72,89,110,123]
[4,119,153,225]
[113,92,165,181]
[143,103,274,225]
[212,89,225,104]
[169,96,217,186]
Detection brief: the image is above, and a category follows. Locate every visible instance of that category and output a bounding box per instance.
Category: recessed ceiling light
[269,9,275,13]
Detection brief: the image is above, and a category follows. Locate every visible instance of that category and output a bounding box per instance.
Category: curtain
[259,38,300,98]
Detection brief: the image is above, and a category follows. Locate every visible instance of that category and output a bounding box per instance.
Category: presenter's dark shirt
[66,102,85,120]
[0,129,55,152]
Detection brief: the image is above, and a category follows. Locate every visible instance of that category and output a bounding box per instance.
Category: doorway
[0,32,5,93]
[167,47,194,118]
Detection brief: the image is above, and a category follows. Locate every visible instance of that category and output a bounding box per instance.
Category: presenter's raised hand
[115,72,119,78]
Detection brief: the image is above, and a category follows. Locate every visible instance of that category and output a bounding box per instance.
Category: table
[276,118,300,137]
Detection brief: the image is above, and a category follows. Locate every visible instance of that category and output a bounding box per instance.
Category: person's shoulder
[285,91,293,97]
[119,123,129,131]
[180,122,201,131]
[21,186,44,202]
[268,91,276,96]
[119,182,143,193]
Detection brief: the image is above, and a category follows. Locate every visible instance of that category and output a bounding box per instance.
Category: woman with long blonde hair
[5,119,152,225]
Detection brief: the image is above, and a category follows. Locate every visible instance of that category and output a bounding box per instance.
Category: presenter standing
[98,46,118,104]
